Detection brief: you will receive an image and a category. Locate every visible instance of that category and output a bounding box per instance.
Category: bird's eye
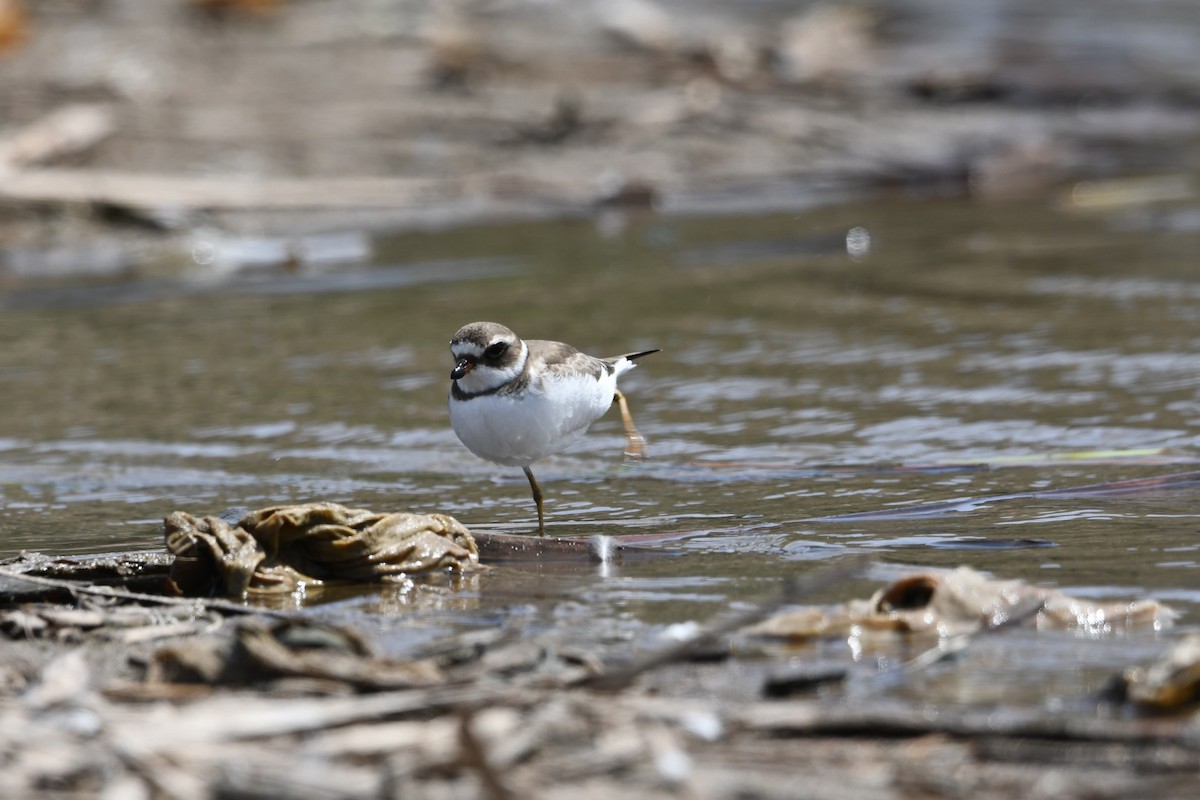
[483,341,508,359]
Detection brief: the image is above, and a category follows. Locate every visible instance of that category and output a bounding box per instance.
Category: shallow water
[4,186,1200,707]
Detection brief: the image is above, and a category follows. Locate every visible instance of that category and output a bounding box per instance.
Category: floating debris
[748,566,1175,640]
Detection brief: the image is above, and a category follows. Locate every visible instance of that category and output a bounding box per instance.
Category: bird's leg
[523,465,546,536]
[614,390,646,462]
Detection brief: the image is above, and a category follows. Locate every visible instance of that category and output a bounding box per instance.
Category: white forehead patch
[451,341,484,358]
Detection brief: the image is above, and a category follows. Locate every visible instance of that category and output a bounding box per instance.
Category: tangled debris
[165,502,479,598]
[1,546,1199,798]
[2,537,1200,800]
[147,618,444,693]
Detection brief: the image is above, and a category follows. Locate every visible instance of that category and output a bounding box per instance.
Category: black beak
[450,358,473,380]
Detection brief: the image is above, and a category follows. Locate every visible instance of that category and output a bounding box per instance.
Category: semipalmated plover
[448,321,658,536]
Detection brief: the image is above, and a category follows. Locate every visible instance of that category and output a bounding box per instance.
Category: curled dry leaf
[166,502,478,597]
[748,566,1175,640]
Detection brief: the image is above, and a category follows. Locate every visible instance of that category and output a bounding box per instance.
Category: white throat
[455,340,528,394]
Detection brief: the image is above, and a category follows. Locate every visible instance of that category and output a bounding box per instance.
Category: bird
[447,321,658,536]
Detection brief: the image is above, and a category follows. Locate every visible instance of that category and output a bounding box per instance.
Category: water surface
[3,188,1199,707]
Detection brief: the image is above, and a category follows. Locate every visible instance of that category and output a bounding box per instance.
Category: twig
[108,686,514,750]
[0,565,288,618]
[584,555,874,691]
[457,711,520,800]
[0,169,468,210]
[0,104,115,170]
[732,698,1197,744]
[882,596,1048,683]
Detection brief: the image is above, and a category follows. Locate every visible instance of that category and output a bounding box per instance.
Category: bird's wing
[526,339,611,381]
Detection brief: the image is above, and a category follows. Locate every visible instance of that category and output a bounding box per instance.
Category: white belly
[449,371,618,467]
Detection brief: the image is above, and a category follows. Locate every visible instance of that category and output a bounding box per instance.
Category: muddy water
[3,188,1200,703]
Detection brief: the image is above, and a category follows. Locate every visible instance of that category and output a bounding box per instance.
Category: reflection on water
[3,190,1200,707]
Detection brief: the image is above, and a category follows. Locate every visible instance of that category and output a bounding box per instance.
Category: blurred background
[3,0,1199,240]
[2,0,1200,635]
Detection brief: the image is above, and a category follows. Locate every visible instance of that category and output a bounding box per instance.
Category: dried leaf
[749,566,1175,640]
[165,503,478,598]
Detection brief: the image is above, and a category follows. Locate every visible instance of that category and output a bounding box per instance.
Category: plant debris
[2,552,1199,798]
[1111,633,1200,711]
[165,502,479,597]
[747,566,1176,640]
[148,618,443,692]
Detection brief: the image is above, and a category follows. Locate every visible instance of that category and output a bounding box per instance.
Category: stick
[0,169,469,209]
[732,699,1195,743]
[0,565,286,618]
[457,711,520,800]
[584,555,873,691]
[0,104,116,170]
[883,596,1048,682]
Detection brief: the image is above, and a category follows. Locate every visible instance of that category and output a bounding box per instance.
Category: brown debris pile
[748,566,1176,640]
[165,502,479,598]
